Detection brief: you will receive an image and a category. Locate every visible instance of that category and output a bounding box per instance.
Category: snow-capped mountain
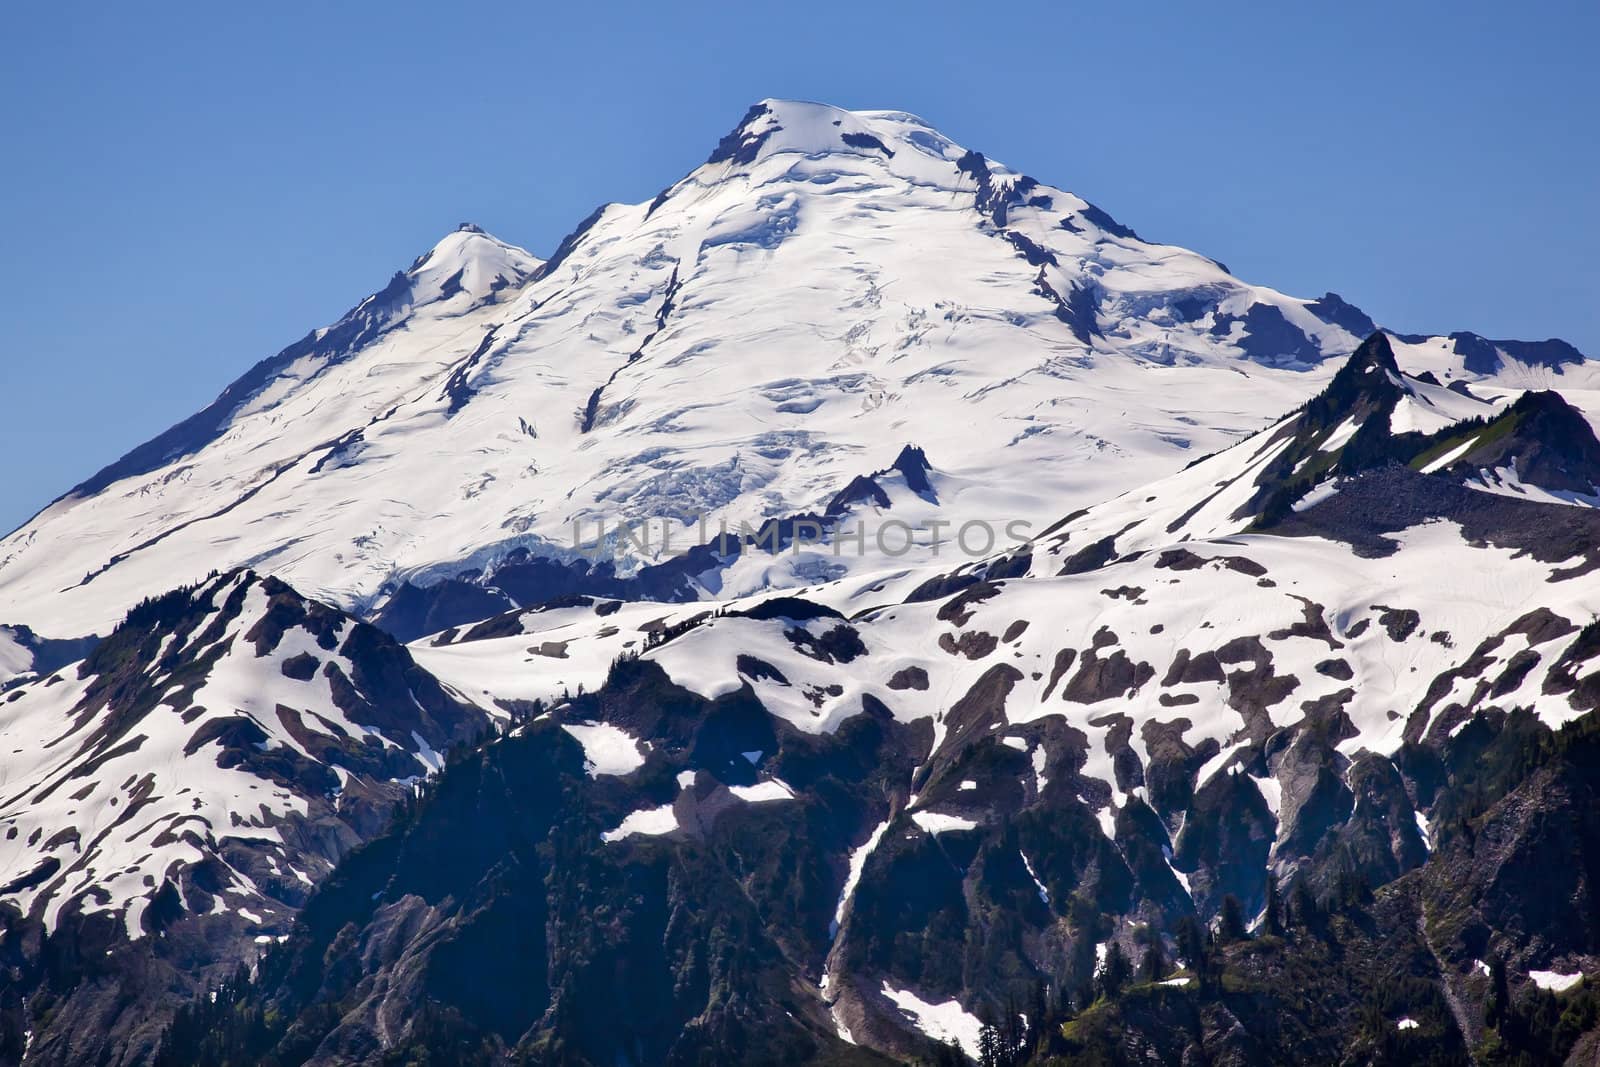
[3,100,1588,652]
[3,100,1599,1067]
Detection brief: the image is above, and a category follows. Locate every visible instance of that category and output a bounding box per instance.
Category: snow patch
[832,819,891,938]
[1414,810,1432,852]
[880,983,983,1059]
[911,811,978,835]
[1020,851,1049,903]
[729,778,796,802]
[1529,969,1583,993]
[601,803,678,842]
[561,722,646,777]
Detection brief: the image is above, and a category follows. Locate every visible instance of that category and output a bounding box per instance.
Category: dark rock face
[1215,333,1600,532]
[1451,331,1586,374]
[134,604,1600,1067]
[146,662,930,1067]
[1306,291,1378,339]
[37,556,1600,1067]
[840,131,893,156]
[1210,302,1323,365]
[1442,388,1600,494]
[0,571,487,1067]
[706,102,778,166]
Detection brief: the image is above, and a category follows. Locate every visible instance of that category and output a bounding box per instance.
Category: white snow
[1020,851,1049,903]
[1529,970,1584,992]
[0,628,31,681]
[831,819,891,938]
[1320,415,1363,452]
[560,722,647,777]
[0,573,446,935]
[911,811,979,835]
[1291,480,1341,512]
[3,97,1597,1003]
[728,779,796,802]
[1414,811,1432,852]
[600,803,679,843]
[1472,464,1600,508]
[1419,437,1479,474]
[1169,861,1193,897]
[1255,775,1282,820]
[1396,1017,1418,1030]
[880,982,984,1059]
[1095,806,1117,841]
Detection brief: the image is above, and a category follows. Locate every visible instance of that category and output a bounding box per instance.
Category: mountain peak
[1345,329,1403,377]
[1417,388,1600,499]
[704,99,941,169]
[407,224,541,306]
[1295,332,1408,441]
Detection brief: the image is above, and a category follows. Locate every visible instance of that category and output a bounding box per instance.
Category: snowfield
[8,100,1587,647]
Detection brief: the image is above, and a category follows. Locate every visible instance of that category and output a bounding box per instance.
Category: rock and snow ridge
[0,570,484,940]
[2,98,1591,652]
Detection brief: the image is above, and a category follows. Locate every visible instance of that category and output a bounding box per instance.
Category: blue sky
[2,1,1595,533]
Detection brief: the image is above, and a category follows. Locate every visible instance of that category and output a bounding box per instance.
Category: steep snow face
[0,628,30,678]
[0,100,1589,641]
[0,571,483,936]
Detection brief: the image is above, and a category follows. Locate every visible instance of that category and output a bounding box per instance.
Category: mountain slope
[4,100,1589,648]
[0,571,486,1066]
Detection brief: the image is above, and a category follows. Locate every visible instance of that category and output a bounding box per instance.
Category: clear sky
[2,0,1595,533]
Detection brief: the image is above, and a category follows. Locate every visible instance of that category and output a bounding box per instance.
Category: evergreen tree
[978,1021,1003,1067]
[1219,894,1248,942]
[1486,954,1511,1029]
[1073,980,1096,1014]
[1027,979,1049,1049]
[1176,915,1207,972]
[1141,938,1168,983]
[1002,992,1023,1063]
[1264,871,1284,936]
[1099,941,1132,1000]
[1290,877,1320,933]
